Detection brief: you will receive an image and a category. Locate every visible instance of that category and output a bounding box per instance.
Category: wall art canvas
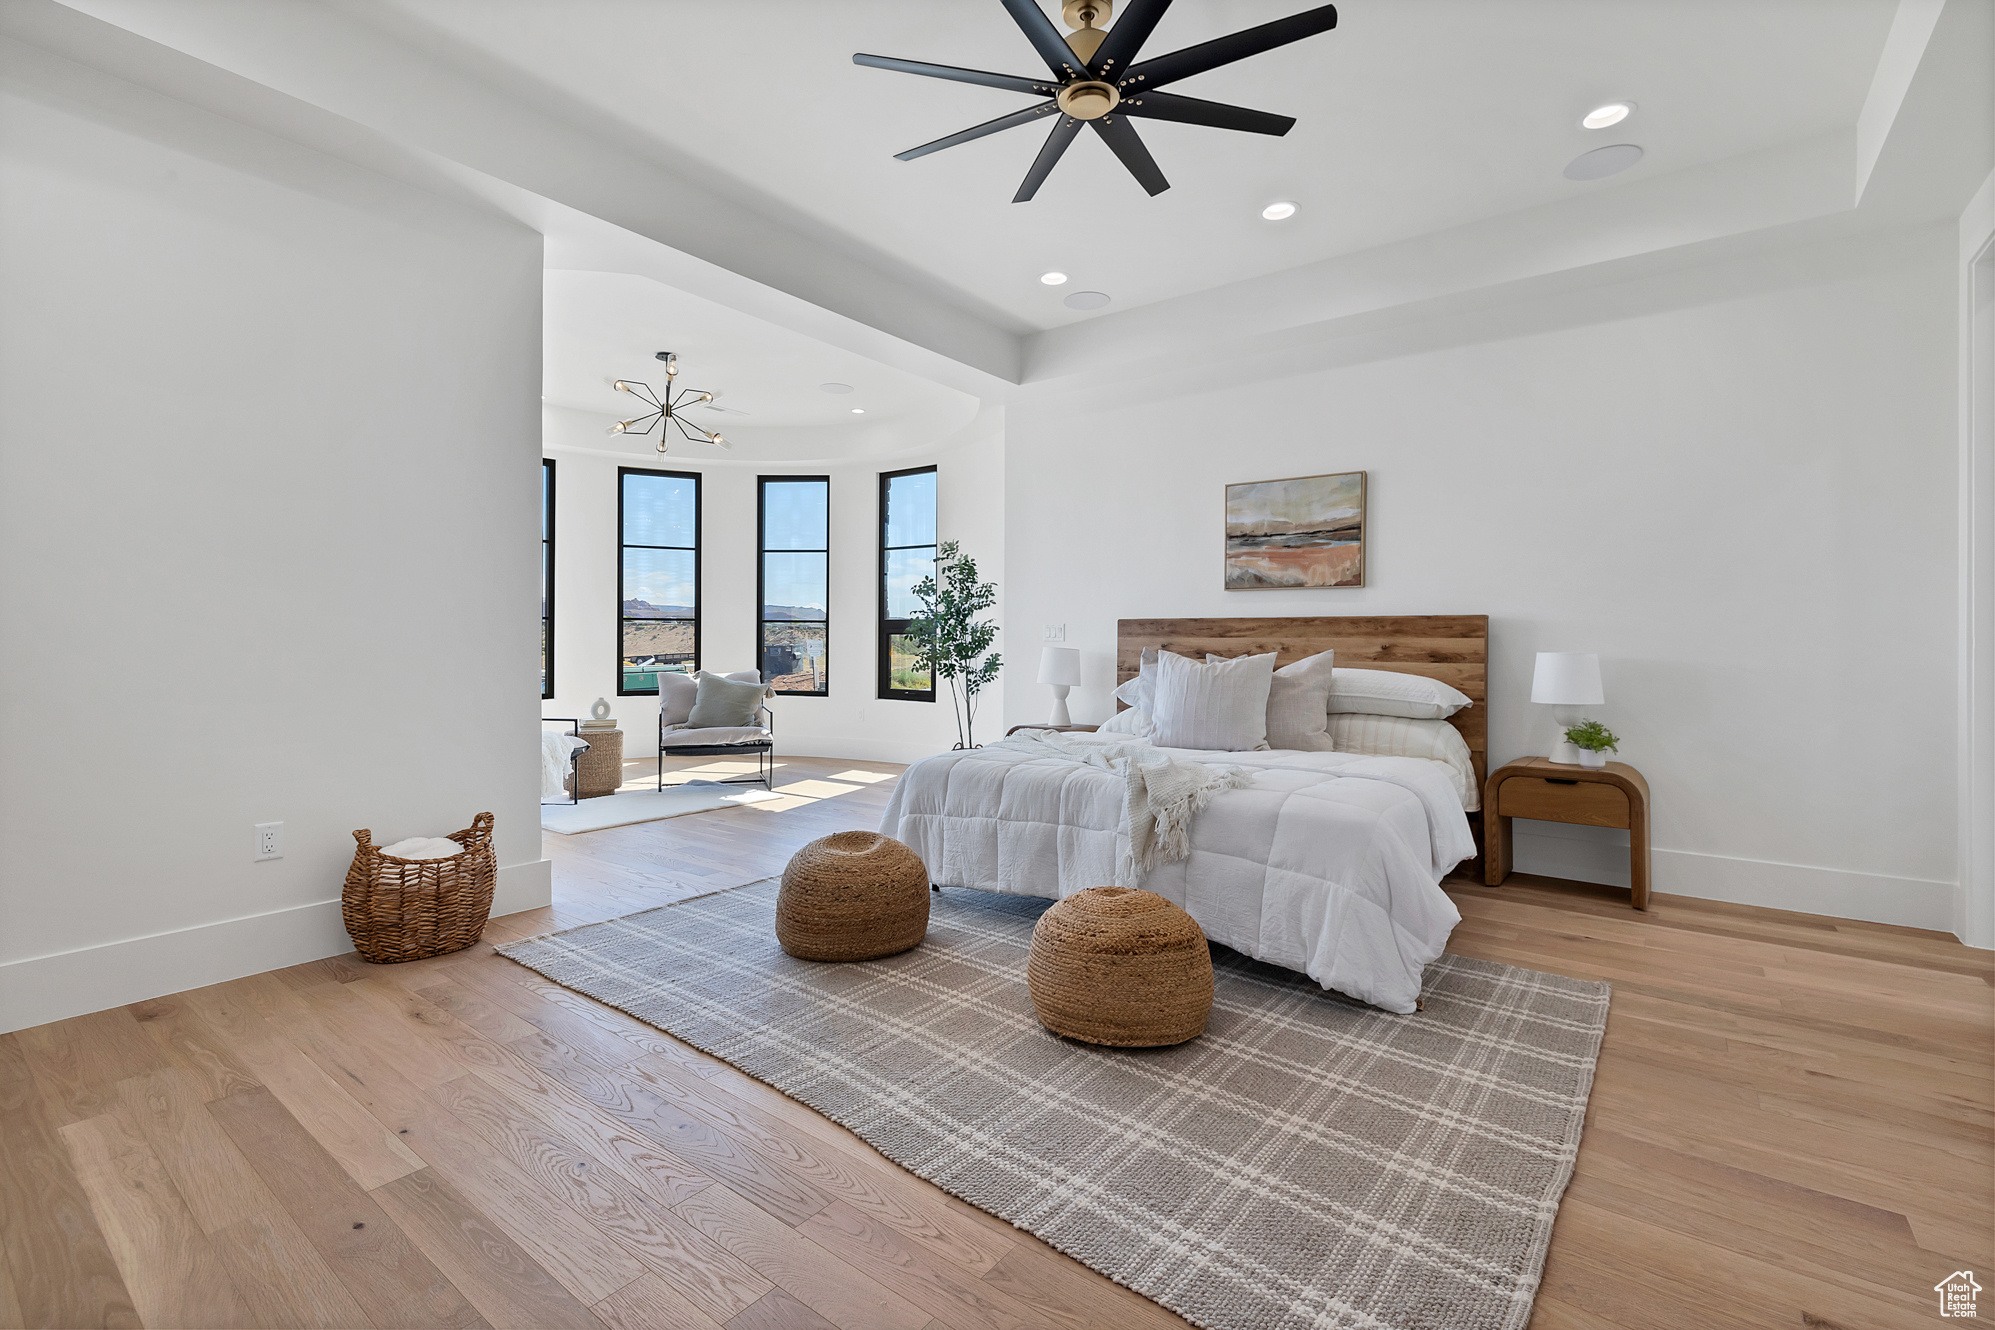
[1225,471,1366,588]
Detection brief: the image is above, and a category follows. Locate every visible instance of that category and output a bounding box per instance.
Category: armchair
[655,670,776,791]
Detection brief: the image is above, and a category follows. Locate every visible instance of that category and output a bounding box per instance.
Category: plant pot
[1576,749,1608,769]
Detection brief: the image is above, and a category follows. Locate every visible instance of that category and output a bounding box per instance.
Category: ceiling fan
[854,0,1338,202]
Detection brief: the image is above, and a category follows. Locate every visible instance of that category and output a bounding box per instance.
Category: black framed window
[541,458,555,699]
[618,467,700,695]
[879,465,936,701]
[758,476,829,695]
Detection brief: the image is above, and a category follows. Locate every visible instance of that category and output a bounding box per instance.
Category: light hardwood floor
[2,753,1989,1329]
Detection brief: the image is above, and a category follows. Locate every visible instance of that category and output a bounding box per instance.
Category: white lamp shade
[1036,646,1081,687]
[1531,652,1604,705]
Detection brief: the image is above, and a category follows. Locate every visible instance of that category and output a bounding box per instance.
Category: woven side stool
[1027,887,1214,1047]
[776,831,930,961]
[574,728,624,798]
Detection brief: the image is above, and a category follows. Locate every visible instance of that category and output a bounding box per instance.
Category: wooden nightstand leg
[1629,804,1651,910]
[1485,813,1513,886]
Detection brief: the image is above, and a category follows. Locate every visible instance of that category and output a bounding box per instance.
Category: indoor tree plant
[905,540,1001,750]
[1563,719,1619,769]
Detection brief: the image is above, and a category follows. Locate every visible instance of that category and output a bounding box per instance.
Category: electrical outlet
[254,822,283,861]
[1043,623,1066,642]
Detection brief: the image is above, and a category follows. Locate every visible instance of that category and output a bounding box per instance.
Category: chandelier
[607,351,730,452]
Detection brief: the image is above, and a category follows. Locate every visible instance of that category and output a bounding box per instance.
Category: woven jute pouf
[776,831,930,961]
[1027,887,1214,1047]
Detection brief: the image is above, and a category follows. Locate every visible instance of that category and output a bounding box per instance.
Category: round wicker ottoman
[776,831,930,961]
[1027,887,1214,1047]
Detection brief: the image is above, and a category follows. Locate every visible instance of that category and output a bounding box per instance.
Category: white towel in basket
[378,836,464,860]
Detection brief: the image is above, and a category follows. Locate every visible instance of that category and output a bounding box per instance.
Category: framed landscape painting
[1225,471,1366,588]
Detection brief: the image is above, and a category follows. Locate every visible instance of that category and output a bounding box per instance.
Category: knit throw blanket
[997,730,1254,884]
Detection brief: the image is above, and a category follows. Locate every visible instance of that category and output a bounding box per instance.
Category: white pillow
[1328,714,1479,810]
[1096,706,1155,738]
[657,671,697,725]
[1328,668,1472,720]
[1112,648,1159,712]
[1150,651,1275,751]
[1208,650,1336,751]
[659,669,762,726]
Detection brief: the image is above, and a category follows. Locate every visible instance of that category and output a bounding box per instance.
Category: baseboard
[1510,823,1956,933]
[0,858,553,1034]
[777,735,955,767]
[494,856,553,915]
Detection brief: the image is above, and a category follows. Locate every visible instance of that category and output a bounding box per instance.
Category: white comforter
[879,735,1474,1013]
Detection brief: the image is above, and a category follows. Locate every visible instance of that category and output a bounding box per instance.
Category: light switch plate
[1043,623,1066,642]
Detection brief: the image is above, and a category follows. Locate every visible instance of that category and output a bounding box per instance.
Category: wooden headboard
[1116,616,1490,788]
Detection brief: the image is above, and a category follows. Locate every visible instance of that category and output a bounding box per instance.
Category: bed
[878,615,1488,1012]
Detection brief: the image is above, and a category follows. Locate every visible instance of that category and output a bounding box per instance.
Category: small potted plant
[1563,719,1619,769]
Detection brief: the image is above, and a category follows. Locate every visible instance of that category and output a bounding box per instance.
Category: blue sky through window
[763,479,827,612]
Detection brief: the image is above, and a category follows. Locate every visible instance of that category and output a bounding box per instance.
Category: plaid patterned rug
[498,880,1609,1330]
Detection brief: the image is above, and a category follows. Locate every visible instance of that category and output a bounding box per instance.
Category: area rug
[538,782,780,834]
[497,881,1610,1330]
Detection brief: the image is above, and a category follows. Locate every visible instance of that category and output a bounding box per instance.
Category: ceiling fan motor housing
[1056,80,1120,119]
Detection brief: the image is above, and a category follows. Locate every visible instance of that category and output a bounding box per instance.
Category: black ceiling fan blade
[1091,115,1170,195]
[1088,0,1172,79]
[852,53,1056,98]
[896,102,1062,161]
[1014,115,1084,202]
[1125,3,1337,89]
[1116,89,1294,136]
[1000,0,1088,80]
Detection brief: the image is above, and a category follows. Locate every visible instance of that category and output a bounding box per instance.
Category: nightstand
[1484,757,1652,908]
[1004,724,1100,736]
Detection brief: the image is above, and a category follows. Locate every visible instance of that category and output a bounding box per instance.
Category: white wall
[1961,165,1995,949]
[1004,224,1959,931]
[0,61,546,1031]
[542,409,1005,768]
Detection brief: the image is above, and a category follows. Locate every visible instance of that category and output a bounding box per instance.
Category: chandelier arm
[609,356,724,440]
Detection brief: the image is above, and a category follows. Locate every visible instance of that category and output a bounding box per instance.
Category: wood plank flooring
[2,752,1989,1329]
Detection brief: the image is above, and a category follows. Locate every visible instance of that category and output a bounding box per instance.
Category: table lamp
[1037,647,1081,726]
[1532,652,1603,764]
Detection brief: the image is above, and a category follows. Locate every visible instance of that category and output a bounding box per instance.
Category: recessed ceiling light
[1563,143,1643,181]
[1040,271,1069,285]
[1261,200,1297,221]
[819,382,853,394]
[851,407,865,414]
[1581,102,1633,130]
[1063,290,1110,311]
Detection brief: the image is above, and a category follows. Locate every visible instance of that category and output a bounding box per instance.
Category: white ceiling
[542,269,981,461]
[356,0,1897,332]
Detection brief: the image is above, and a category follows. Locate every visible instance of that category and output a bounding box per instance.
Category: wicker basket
[342,812,497,964]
